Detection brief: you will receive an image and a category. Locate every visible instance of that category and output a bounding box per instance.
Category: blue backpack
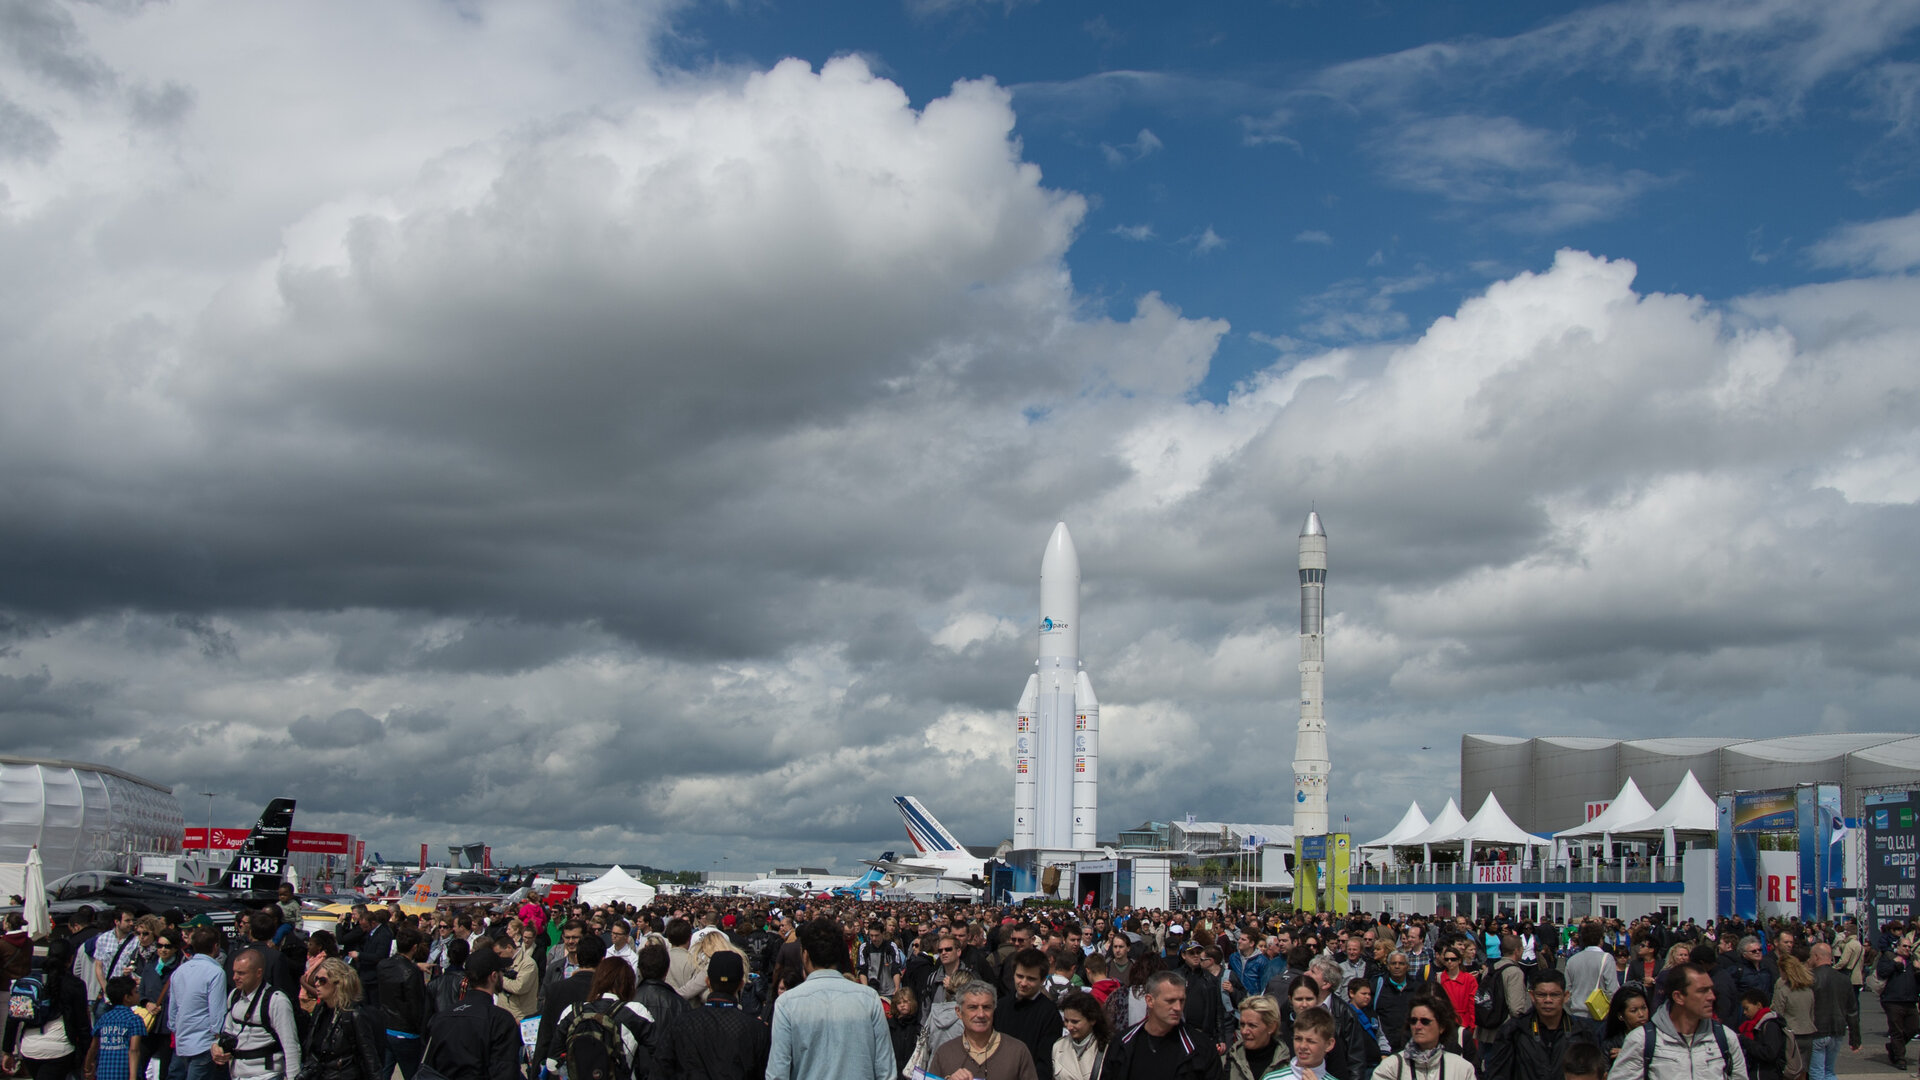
[7,976,55,1025]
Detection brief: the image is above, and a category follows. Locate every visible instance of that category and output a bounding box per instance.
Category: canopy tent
[1554,777,1657,842]
[1444,793,1552,866]
[1608,771,1719,855]
[1392,798,1468,863]
[575,865,657,906]
[1359,802,1430,850]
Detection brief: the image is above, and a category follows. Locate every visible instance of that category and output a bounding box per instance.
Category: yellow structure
[1293,833,1351,913]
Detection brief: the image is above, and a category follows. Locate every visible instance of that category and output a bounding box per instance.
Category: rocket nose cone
[1300,511,1325,538]
[1041,521,1079,577]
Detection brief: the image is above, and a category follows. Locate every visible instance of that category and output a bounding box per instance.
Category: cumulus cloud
[2,3,1918,867]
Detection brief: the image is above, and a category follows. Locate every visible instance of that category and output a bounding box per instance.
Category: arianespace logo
[1040,617,1070,632]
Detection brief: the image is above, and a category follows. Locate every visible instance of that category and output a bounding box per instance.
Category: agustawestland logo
[1041,617,1070,632]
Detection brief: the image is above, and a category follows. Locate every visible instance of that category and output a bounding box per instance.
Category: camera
[216,1033,239,1054]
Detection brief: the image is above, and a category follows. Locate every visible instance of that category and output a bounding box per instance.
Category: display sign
[1866,790,1919,932]
[1733,791,1798,833]
[1301,835,1327,860]
[1475,864,1521,885]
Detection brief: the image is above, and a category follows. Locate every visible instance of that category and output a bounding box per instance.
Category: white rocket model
[1013,522,1098,850]
[1291,511,1331,838]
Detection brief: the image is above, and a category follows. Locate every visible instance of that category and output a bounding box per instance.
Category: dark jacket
[1372,975,1422,1051]
[1099,1022,1225,1080]
[376,954,430,1035]
[997,991,1063,1080]
[1482,1010,1600,1080]
[889,1008,924,1070]
[1876,951,1919,1004]
[1737,1012,1787,1080]
[423,990,523,1080]
[657,998,770,1080]
[533,969,595,1068]
[1321,993,1373,1080]
[1180,966,1230,1049]
[1810,966,1858,1046]
[428,969,467,1020]
[300,1004,387,1080]
[632,979,689,1056]
[2,971,90,1057]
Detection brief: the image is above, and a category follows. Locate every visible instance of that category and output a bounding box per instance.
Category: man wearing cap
[657,951,769,1080]
[421,949,523,1080]
[1180,939,1231,1055]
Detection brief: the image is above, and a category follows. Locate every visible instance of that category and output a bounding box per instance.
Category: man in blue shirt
[767,919,892,1080]
[165,927,229,1080]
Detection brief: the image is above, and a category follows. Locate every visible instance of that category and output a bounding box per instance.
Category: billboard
[184,828,355,855]
[1866,790,1919,934]
[1733,791,1797,833]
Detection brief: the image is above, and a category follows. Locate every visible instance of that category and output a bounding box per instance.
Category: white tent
[1393,798,1468,863]
[1609,771,1719,856]
[1447,793,1552,866]
[1359,803,1430,850]
[1554,777,1657,842]
[575,865,657,906]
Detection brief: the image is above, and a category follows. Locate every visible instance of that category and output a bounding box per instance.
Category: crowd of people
[1,887,1914,1080]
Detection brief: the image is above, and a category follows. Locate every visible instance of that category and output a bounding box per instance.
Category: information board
[1866,790,1919,933]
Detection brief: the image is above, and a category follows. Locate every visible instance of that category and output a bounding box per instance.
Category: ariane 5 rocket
[1013,522,1098,850]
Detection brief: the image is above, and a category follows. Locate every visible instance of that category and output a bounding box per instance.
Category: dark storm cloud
[0,97,59,163]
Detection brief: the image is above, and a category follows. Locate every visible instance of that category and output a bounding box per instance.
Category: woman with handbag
[1370,995,1476,1080]
[298,959,386,1080]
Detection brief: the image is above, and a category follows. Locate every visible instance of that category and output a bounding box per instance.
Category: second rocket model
[1292,510,1331,838]
[1013,522,1098,850]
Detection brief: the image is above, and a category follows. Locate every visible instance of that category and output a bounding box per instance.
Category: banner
[1474,863,1522,885]
[1733,791,1797,833]
[185,828,354,855]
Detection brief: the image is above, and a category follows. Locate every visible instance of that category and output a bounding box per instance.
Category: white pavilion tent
[1443,793,1552,866]
[1392,798,1468,863]
[1553,777,1657,849]
[1608,771,1719,859]
[576,865,657,906]
[1359,802,1430,850]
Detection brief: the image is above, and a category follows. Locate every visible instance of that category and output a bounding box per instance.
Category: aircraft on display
[739,867,869,898]
[866,796,989,892]
[207,797,296,905]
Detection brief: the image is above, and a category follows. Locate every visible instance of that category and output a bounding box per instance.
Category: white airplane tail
[894,796,966,856]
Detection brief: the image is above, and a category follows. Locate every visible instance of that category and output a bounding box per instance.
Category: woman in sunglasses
[300,958,386,1080]
[1371,994,1477,1080]
[137,931,184,1080]
[1434,949,1480,1045]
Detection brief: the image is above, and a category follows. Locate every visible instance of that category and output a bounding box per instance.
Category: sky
[2,0,1919,873]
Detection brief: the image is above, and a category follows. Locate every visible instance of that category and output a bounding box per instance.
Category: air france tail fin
[894,796,964,855]
[216,797,296,895]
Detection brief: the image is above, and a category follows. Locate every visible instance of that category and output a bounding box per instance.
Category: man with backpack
[534,932,606,1071]
[210,949,302,1080]
[1482,971,1599,1080]
[1611,964,1746,1080]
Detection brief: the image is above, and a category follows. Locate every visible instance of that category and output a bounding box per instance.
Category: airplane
[205,797,296,906]
[867,796,989,891]
[829,855,895,897]
[739,867,869,898]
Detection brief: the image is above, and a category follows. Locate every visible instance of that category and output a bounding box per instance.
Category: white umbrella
[23,846,50,940]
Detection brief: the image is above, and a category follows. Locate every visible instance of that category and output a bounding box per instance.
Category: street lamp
[201,792,217,862]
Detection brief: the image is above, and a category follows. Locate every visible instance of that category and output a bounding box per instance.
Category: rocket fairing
[1012,522,1099,850]
[1291,511,1331,838]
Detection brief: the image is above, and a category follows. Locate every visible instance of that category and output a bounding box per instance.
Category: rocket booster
[1014,522,1098,850]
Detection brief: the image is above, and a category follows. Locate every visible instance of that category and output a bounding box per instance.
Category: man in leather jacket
[422,951,523,1080]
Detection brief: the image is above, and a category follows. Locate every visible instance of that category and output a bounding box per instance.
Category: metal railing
[1349,859,1684,887]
